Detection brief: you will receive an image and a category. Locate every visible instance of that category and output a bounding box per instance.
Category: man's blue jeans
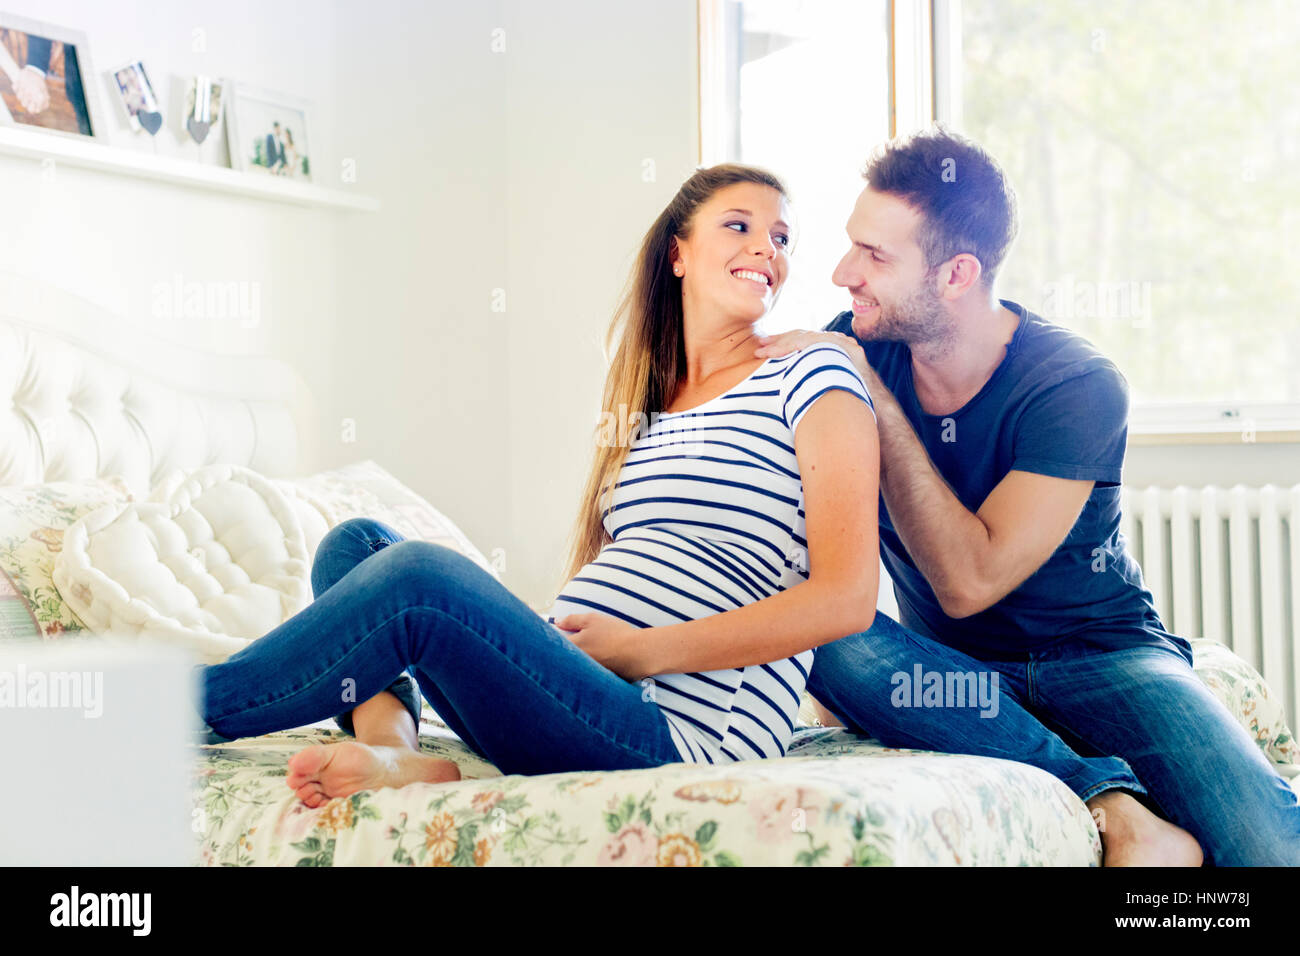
[199,518,681,775]
[807,614,1300,866]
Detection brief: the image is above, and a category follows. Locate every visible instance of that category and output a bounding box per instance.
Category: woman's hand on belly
[554,613,654,682]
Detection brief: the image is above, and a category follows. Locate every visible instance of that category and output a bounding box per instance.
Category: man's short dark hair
[864,125,1018,287]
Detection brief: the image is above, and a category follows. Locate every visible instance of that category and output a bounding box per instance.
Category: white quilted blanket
[53,464,312,663]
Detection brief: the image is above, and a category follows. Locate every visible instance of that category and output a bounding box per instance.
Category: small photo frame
[226,85,311,182]
[182,74,224,145]
[111,60,161,135]
[0,12,105,139]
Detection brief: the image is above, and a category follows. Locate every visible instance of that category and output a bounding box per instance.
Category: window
[700,0,891,335]
[937,0,1300,425]
[703,0,1300,434]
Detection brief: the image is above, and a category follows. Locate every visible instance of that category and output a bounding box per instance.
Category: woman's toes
[287,744,331,781]
[284,741,459,807]
[295,782,327,808]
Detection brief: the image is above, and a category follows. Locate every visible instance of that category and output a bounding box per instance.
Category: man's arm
[871,385,1092,618]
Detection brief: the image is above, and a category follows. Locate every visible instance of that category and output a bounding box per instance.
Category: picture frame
[0,12,105,140]
[225,84,312,182]
[181,74,225,146]
[110,60,162,135]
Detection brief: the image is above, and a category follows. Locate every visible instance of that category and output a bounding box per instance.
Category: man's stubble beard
[853,268,956,359]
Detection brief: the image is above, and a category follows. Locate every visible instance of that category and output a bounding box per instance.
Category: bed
[3,279,1295,866]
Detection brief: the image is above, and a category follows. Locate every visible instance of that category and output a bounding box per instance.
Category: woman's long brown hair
[559,163,789,590]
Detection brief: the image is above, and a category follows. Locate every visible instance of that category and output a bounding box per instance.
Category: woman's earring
[673,266,683,276]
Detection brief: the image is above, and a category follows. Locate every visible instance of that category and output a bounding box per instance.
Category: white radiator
[1120,484,1300,733]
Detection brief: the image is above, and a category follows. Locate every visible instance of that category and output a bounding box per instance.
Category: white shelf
[0,125,379,212]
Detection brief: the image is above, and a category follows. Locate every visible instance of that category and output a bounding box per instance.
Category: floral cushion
[0,477,133,642]
[0,566,41,641]
[1189,637,1298,770]
[193,718,1100,867]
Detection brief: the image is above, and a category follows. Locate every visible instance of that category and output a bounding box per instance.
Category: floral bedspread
[192,716,1102,867]
[190,634,1297,867]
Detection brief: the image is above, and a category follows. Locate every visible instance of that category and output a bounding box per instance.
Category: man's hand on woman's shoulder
[754,329,882,396]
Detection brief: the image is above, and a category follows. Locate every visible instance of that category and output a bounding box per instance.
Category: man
[265,121,286,173]
[756,126,1299,866]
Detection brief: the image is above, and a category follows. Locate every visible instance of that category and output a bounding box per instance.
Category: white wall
[315,0,513,594]
[501,0,700,605]
[1125,442,1299,490]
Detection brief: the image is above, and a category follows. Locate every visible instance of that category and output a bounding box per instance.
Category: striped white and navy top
[547,343,875,764]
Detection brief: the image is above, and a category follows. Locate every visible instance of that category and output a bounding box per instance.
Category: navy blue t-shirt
[825,300,1192,663]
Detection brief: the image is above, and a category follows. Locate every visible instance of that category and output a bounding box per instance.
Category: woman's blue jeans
[807,613,1300,866]
[199,518,681,775]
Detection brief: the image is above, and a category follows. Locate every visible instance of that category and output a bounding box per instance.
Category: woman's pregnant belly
[547,528,787,738]
[548,526,777,630]
[548,527,811,762]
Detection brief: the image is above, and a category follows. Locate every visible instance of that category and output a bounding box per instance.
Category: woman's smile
[731,266,774,295]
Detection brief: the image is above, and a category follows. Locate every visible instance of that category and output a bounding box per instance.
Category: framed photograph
[226,85,311,182]
[110,60,161,135]
[0,12,104,139]
[182,74,224,145]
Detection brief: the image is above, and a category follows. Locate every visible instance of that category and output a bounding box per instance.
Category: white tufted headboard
[0,273,315,496]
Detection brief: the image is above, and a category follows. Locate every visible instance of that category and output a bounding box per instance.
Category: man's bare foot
[1087,791,1203,866]
[286,741,461,808]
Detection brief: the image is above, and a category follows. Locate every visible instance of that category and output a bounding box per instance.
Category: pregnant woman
[197,163,880,807]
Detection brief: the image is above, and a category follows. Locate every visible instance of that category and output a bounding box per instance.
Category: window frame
[930,0,1300,442]
[699,0,1300,442]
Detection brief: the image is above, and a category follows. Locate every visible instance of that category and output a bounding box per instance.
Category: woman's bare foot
[1087,791,1203,866]
[286,741,461,808]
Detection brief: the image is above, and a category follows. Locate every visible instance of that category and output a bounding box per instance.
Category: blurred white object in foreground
[0,640,196,865]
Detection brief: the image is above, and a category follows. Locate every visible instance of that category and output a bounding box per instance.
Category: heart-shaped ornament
[138,110,163,135]
[186,115,211,144]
